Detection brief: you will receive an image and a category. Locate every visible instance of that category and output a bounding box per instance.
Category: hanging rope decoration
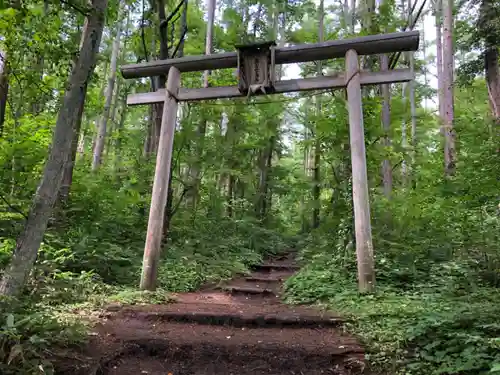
[159,0,189,59]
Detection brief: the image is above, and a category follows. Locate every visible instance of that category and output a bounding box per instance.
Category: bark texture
[380,54,392,198]
[442,0,456,175]
[485,48,500,119]
[312,0,324,229]
[0,50,8,136]
[0,0,108,296]
[92,12,122,170]
[186,0,216,210]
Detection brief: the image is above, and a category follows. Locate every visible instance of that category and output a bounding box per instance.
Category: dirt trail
[82,252,365,375]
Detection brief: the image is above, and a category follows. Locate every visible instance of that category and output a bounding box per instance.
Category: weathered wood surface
[127,68,414,105]
[121,31,420,79]
[140,66,181,291]
[345,49,375,293]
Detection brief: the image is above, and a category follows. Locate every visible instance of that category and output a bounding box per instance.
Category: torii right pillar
[345,49,375,293]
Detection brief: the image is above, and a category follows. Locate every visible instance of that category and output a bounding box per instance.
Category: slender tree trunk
[422,25,428,109]
[92,13,122,170]
[350,0,356,32]
[442,0,456,175]
[408,0,417,184]
[162,10,187,238]
[150,0,169,155]
[255,136,276,221]
[0,50,8,136]
[114,87,129,174]
[312,0,324,229]
[485,48,500,119]
[435,0,445,121]
[0,0,108,296]
[479,0,500,126]
[144,106,153,157]
[58,98,85,202]
[400,0,408,185]
[31,0,49,115]
[225,113,238,217]
[301,101,311,233]
[143,2,157,157]
[380,54,392,198]
[186,0,216,210]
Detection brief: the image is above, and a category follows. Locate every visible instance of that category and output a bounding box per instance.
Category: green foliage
[106,289,173,305]
[287,273,500,375]
[1,1,499,375]
[284,78,500,375]
[0,297,87,375]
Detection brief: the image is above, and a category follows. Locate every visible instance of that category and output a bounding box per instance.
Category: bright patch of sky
[282,0,438,110]
[205,0,440,146]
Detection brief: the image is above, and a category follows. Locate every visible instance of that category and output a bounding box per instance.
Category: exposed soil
[68,253,365,375]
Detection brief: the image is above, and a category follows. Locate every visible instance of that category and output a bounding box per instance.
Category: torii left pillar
[140,67,181,290]
[345,50,375,293]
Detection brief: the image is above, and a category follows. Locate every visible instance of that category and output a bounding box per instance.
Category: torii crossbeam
[121,30,420,293]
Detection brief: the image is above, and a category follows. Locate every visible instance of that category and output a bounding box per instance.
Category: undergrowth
[284,192,500,375]
[0,173,291,374]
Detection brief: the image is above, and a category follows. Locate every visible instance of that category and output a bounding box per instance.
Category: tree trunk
[485,48,500,119]
[442,0,456,175]
[31,0,49,115]
[408,0,417,184]
[186,0,216,210]
[150,0,169,154]
[0,0,108,296]
[349,0,356,32]
[161,7,187,239]
[380,54,392,198]
[0,50,8,136]
[58,98,85,202]
[92,12,122,170]
[312,0,324,229]
[224,113,238,217]
[143,7,157,158]
[435,0,445,121]
[255,135,275,221]
[400,0,408,185]
[114,86,129,175]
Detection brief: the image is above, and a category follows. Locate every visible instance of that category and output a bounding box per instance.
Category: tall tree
[0,50,8,136]
[186,0,216,210]
[408,0,417,182]
[380,53,392,198]
[92,6,123,170]
[478,0,500,120]
[312,0,324,229]
[0,0,108,296]
[435,0,445,122]
[442,0,456,175]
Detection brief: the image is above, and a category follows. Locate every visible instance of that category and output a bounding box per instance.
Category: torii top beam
[121,31,419,79]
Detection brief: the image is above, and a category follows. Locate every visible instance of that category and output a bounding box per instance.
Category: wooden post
[140,66,181,290]
[345,49,375,293]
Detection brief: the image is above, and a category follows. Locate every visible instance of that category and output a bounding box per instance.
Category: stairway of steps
[87,252,365,375]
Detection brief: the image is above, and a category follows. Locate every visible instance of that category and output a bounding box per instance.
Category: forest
[0,0,499,373]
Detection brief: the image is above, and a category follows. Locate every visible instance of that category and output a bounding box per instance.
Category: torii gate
[121,30,420,293]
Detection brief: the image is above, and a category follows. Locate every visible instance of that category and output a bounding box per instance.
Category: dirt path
[83,253,365,374]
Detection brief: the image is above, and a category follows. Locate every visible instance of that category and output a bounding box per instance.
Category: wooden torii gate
[121,30,420,292]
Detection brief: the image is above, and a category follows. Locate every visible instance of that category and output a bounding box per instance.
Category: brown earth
[67,252,365,375]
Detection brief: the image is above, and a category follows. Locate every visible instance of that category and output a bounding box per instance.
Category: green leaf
[6,313,14,328]
[490,364,500,373]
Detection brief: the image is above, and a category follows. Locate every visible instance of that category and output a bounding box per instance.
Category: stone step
[218,278,280,297]
[97,322,364,375]
[245,269,295,282]
[104,302,345,329]
[253,262,300,272]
